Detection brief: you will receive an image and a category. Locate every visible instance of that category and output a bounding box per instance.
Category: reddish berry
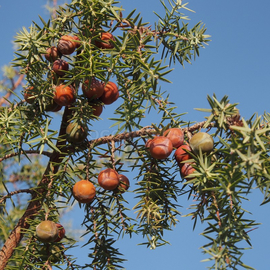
[116,174,130,193]
[82,78,104,99]
[164,128,184,148]
[100,81,119,105]
[24,86,36,104]
[149,136,173,159]
[98,168,120,191]
[95,32,115,49]
[57,35,77,55]
[180,163,196,180]
[45,46,59,62]
[72,180,96,203]
[174,144,193,166]
[54,84,76,106]
[54,223,66,242]
[53,59,69,76]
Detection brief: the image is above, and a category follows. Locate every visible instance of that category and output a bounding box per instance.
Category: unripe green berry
[149,136,173,159]
[189,132,214,154]
[36,220,59,243]
[66,122,88,144]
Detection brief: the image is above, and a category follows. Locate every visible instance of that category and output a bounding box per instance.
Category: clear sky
[1,1,270,269]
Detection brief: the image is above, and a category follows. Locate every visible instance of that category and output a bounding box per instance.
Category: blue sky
[1,1,270,269]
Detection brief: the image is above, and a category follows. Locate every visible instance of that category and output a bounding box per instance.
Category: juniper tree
[0,1,269,269]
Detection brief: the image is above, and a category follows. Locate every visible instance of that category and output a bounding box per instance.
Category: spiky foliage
[1,1,269,270]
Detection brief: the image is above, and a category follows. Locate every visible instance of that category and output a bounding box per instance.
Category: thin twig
[86,121,212,147]
[0,150,52,163]
[110,140,116,170]
[0,189,34,204]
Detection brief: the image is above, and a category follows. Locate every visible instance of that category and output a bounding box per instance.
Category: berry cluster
[71,169,130,205]
[23,30,119,143]
[146,128,214,180]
